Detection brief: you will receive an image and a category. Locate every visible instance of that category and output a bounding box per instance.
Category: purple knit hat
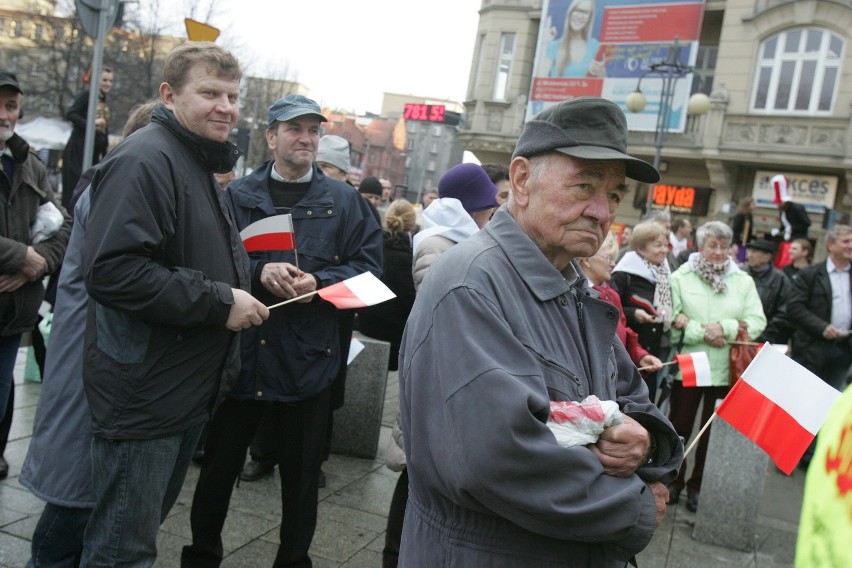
[437,163,499,213]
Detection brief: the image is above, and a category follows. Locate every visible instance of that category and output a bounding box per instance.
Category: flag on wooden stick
[715,345,842,475]
[240,215,296,252]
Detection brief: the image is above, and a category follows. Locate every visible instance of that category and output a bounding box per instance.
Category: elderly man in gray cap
[398,97,683,566]
[182,94,383,567]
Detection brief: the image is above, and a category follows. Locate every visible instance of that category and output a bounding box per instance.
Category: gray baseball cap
[267,94,327,127]
[0,70,22,95]
[512,97,659,183]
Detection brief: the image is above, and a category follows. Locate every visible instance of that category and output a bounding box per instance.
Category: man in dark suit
[787,224,851,393]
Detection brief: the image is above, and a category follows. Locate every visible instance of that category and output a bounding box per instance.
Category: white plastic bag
[547,395,623,447]
[30,201,64,244]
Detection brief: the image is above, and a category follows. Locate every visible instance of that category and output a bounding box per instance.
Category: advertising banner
[528,0,706,132]
[752,170,838,213]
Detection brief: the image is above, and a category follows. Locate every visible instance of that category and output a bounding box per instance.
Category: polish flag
[716,345,842,475]
[240,215,296,252]
[675,352,712,387]
[317,272,396,309]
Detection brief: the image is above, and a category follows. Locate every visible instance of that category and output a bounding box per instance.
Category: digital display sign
[403,103,446,122]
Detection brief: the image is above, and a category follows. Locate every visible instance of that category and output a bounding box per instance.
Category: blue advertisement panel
[528,0,706,132]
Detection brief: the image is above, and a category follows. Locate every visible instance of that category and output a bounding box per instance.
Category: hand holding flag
[268,272,395,310]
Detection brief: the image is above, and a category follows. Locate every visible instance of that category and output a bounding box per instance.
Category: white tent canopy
[16,117,72,151]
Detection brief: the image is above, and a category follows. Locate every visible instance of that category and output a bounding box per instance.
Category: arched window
[751,28,843,114]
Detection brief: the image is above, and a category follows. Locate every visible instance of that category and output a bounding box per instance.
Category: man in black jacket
[788,224,852,392]
[80,43,269,565]
[0,70,71,477]
[744,239,792,344]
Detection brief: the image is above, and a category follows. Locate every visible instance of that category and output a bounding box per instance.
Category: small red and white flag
[675,352,712,387]
[716,344,842,475]
[240,215,296,252]
[317,272,395,309]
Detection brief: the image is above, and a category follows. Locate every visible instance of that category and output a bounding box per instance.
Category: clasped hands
[261,262,316,301]
[0,246,48,293]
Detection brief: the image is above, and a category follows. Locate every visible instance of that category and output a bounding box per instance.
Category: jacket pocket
[522,342,585,400]
[95,303,151,364]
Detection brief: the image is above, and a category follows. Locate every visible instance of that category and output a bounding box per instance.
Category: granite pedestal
[692,404,769,551]
[331,333,390,459]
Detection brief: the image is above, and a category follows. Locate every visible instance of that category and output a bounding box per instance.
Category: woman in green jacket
[667,221,766,512]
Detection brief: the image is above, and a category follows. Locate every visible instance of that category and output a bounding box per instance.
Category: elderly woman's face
[638,234,669,266]
[700,236,731,265]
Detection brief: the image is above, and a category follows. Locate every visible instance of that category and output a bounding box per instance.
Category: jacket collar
[484,206,576,302]
[151,106,240,174]
[229,161,330,214]
[2,133,30,164]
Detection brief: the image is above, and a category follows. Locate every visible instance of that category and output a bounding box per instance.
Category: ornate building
[459,0,852,245]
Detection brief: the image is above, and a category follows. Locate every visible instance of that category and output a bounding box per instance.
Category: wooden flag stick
[684,412,718,458]
[638,359,678,372]
[268,290,319,310]
[730,340,761,346]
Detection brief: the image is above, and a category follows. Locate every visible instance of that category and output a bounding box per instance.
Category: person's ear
[159,82,175,111]
[508,157,531,208]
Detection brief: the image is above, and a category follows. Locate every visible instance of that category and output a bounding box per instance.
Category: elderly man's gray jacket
[399,207,683,567]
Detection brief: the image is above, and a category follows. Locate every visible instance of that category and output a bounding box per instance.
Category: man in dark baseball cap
[267,93,327,126]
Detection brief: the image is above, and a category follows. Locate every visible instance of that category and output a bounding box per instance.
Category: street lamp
[625,39,711,214]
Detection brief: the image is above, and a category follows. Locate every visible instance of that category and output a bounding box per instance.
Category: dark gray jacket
[0,133,71,336]
[82,111,249,439]
[399,207,683,567]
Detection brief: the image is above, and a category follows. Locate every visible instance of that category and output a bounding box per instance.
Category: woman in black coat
[355,199,417,371]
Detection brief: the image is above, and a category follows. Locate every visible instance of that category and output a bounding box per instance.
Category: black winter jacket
[82,109,249,439]
[747,265,792,343]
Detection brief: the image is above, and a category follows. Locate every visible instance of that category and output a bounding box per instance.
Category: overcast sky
[203,0,483,114]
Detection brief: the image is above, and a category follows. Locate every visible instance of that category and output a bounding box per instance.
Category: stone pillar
[692,403,769,551]
[331,333,390,459]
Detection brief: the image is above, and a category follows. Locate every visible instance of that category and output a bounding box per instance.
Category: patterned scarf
[643,259,672,331]
[693,254,730,294]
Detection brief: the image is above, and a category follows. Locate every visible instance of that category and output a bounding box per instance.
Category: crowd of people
[0,40,849,567]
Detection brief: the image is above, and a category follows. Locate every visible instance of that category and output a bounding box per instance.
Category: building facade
[459,0,852,253]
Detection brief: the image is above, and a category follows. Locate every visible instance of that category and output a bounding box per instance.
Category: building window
[0,19,5,35]
[430,142,438,154]
[407,139,414,151]
[431,125,442,137]
[691,45,716,94]
[11,20,22,38]
[33,24,43,42]
[427,160,436,172]
[492,33,515,101]
[751,27,843,114]
[407,121,418,134]
[405,157,412,168]
[471,33,486,99]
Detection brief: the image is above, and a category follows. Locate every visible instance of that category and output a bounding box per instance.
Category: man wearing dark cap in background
[398,97,683,566]
[358,175,385,225]
[183,94,382,567]
[744,239,792,344]
[0,70,71,477]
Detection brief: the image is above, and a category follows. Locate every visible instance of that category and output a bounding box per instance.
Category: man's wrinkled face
[161,63,239,143]
[267,116,320,175]
[0,87,22,144]
[512,154,626,269]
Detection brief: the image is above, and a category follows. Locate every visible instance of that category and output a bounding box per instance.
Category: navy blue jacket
[226,162,383,401]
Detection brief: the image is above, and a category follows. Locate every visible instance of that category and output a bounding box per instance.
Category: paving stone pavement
[1,348,804,567]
